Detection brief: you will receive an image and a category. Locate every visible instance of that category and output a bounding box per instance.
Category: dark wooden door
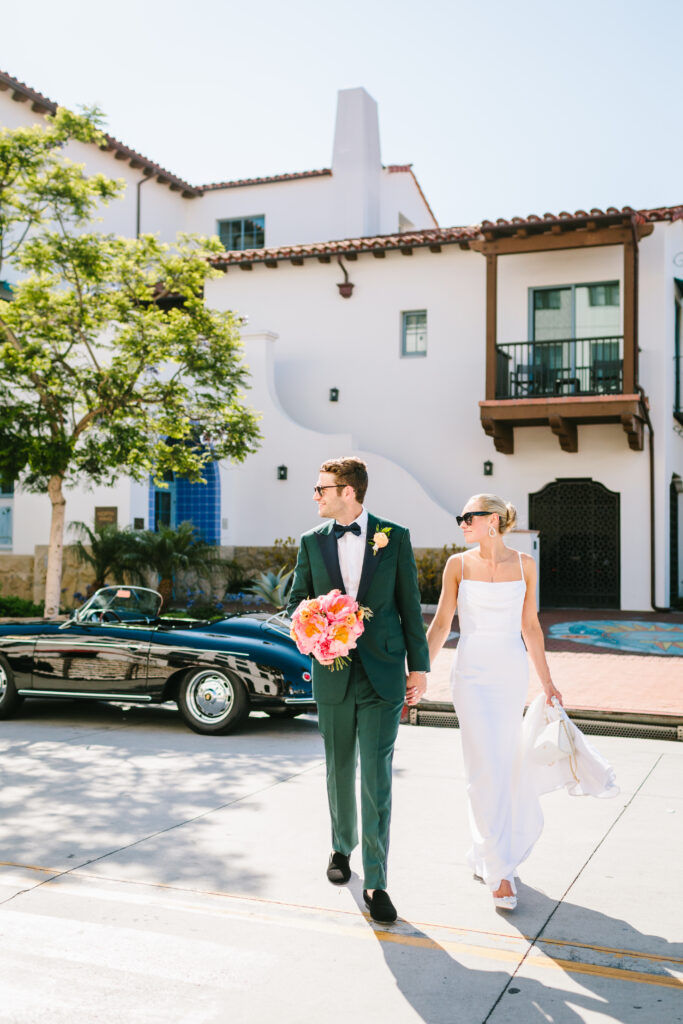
[529,478,620,608]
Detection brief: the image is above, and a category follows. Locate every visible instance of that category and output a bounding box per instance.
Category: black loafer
[363,888,397,923]
[326,851,351,884]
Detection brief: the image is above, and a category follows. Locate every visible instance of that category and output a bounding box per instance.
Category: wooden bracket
[481,417,514,454]
[621,413,644,451]
[548,414,578,452]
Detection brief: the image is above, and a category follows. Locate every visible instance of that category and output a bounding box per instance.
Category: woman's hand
[405,671,427,706]
[543,681,563,706]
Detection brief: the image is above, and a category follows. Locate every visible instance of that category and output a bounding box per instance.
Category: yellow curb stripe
[3,861,682,989]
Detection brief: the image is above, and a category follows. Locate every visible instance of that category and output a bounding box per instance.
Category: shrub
[245,567,294,610]
[414,544,467,604]
[0,594,44,617]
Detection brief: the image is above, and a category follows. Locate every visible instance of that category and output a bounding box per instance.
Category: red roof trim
[0,68,200,197]
[200,169,332,191]
[210,225,478,265]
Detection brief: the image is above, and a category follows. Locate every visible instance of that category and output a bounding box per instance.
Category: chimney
[331,88,382,240]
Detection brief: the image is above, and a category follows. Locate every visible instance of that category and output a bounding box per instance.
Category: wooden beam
[481,417,514,454]
[429,244,442,253]
[239,263,252,271]
[400,247,413,256]
[549,414,578,452]
[317,255,331,264]
[264,259,278,268]
[458,241,470,251]
[290,257,304,266]
[345,252,358,261]
[11,90,28,103]
[114,150,129,161]
[480,225,634,255]
[485,253,498,400]
[373,250,386,258]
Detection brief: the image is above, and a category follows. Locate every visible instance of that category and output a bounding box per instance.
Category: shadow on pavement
[346,878,682,1024]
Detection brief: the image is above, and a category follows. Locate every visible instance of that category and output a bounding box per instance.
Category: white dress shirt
[335,507,368,600]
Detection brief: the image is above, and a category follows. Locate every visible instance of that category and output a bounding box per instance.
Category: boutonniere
[370,525,392,556]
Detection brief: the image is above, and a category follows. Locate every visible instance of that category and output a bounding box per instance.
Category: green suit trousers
[317,655,404,890]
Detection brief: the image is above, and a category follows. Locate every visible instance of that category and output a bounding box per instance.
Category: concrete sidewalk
[0,702,681,1023]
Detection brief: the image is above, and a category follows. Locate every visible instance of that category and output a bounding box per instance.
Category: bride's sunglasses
[456,511,491,527]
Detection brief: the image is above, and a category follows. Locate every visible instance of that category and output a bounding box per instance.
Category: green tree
[133,522,224,608]
[0,110,261,617]
[70,521,142,592]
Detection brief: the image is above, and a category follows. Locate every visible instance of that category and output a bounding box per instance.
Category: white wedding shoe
[493,894,517,911]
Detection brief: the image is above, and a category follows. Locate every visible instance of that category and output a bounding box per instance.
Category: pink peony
[291,590,372,670]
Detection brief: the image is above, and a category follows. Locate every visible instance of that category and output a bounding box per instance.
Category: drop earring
[488,524,496,538]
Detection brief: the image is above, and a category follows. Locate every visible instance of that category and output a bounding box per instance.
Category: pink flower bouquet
[290,589,372,671]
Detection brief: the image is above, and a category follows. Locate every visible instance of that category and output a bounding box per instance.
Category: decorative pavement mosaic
[548,620,683,656]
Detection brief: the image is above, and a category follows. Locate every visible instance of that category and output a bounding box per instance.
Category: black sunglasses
[313,484,342,496]
[456,511,492,527]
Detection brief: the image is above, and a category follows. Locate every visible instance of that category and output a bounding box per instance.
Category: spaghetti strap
[517,550,524,581]
[461,552,467,581]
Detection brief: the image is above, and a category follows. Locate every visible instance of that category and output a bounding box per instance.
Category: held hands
[405,671,427,706]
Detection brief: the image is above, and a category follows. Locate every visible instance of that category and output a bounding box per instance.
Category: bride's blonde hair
[469,493,517,534]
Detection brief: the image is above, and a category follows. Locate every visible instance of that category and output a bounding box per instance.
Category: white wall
[218,329,460,546]
[206,239,660,608]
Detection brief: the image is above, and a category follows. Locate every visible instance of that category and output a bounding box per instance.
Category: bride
[427,493,562,910]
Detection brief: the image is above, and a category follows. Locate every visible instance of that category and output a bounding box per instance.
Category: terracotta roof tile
[210,225,478,265]
[0,68,200,197]
[200,169,332,191]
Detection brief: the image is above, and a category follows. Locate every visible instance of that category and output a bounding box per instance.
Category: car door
[31,621,153,697]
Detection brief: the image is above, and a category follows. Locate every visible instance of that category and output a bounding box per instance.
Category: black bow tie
[333,521,361,539]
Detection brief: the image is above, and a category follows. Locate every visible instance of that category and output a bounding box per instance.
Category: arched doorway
[529,478,620,609]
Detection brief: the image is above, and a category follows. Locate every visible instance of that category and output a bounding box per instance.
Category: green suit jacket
[287,513,430,704]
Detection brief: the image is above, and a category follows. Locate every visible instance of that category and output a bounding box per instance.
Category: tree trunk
[158,576,173,611]
[44,474,66,618]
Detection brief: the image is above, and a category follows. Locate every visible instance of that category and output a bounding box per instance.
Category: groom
[288,457,429,923]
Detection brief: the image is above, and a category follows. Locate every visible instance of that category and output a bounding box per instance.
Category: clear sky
[2,0,681,228]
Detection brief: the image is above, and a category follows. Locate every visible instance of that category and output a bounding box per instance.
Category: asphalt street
[0,700,681,1024]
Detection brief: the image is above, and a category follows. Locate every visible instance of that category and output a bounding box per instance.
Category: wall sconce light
[329,387,339,402]
[277,465,288,480]
[336,256,354,298]
[483,460,493,477]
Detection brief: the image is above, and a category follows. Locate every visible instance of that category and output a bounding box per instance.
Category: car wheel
[0,656,24,719]
[178,668,249,735]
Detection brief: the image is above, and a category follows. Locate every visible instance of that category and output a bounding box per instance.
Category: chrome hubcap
[0,665,7,701]
[187,672,234,724]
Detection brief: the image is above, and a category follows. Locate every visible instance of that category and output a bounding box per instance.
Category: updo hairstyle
[470,493,517,534]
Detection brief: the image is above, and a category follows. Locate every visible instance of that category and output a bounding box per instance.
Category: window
[218,216,265,251]
[402,310,427,356]
[675,285,682,421]
[0,477,13,549]
[153,471,176,530]
[529,282,622,394]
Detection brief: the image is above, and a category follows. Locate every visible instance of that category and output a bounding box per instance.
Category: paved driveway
[0,701,681,1023]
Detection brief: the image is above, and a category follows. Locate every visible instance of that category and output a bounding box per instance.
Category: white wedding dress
[450,551,543,894]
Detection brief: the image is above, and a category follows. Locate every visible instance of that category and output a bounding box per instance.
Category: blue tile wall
[148,460,221,546]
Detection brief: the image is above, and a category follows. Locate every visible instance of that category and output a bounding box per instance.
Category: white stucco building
[1,68,681,611]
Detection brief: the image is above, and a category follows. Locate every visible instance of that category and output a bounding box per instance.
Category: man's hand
[405,671,427,706]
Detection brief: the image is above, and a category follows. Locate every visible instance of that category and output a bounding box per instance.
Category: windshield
[75,586,163,623]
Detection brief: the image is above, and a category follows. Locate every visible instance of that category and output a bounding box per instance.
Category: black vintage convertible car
[0,586,314,735]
